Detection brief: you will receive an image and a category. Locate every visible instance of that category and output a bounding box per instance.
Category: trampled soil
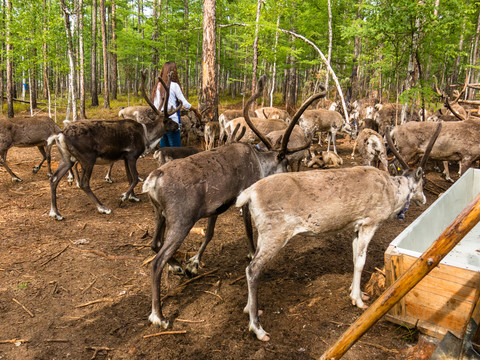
[0,133,454,360]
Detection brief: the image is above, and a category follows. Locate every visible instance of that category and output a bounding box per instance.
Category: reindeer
[298,108,353,154]
[153,146,200,166]
[224,117,287,144]
[204,121,221,150]
[0,116,61,182]
[48,71,180,220]
[392,119,480,182]
[257,125,309,172]
[142,76,326,330]
[218,109,254,145]
[373,102,421,136]
[235,123,441,341]
[351,128,388,171]
[118,106,156,123]
[254,107,291,122]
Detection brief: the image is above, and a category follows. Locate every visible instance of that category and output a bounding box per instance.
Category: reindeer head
[386,122,442,206]
[243,75,327,169]
[140,70,180,133]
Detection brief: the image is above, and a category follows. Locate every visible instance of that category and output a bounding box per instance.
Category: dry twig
[41,245,70,267]
[86,346,114,360]
[161,269,219,301]
[75,298,114,308]
[176,318,205,324]
[229,274,246,285]
[12,298,34,317]
[359,341,400,354]
[0,339,29,344]
[143,330,187,339]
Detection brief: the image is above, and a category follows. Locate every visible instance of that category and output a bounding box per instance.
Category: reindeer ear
[415,168,423,180]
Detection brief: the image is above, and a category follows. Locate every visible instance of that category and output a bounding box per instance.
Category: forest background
[0,0,479,122]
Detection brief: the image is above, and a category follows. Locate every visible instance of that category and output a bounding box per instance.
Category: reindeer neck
[390,175,415,216]
[144,117,168,143]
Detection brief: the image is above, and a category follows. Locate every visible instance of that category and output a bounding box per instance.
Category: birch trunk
[6,0,13,118]
[251,0,262,97]
[60,0,78,121]
[91,0,99,106]
[78,0,86,119]
[269,15,280,106]
[325,0,332,92]
[100,0,110,109]
[111,0,117,100]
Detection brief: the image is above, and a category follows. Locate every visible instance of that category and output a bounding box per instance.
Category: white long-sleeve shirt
[153,81,191,125]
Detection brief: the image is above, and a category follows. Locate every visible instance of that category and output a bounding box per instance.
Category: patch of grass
[16,281,29,290]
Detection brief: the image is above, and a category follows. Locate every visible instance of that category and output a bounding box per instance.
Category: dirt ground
[0,133,454,360]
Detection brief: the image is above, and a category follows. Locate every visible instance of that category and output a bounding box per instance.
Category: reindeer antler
[243,75,274,150]
[140,70,162,117]
[385,127,410,170]
[419,122,442,170]
[278,84,327,159]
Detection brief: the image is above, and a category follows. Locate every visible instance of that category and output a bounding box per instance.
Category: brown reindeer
[142,76,326,330]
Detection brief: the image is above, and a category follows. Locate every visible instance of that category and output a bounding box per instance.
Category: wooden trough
[385,168,480,339]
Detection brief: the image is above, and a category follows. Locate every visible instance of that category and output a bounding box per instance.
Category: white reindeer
[235,123,442,341]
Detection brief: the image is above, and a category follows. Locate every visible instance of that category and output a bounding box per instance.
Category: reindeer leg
[443,161,453,182]
[245,234,286,342]
[350,224,378,309]
[242,204,255,259]
[185,215,218,277]
[33,146,47,174]
[105,162,115,183]
[78,161,112,214]
[150,225,192,329]
[49,158,75,220]
[120,157,140,202]
[0,149,22,182]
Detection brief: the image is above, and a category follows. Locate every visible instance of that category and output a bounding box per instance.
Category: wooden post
[320,192,480,360]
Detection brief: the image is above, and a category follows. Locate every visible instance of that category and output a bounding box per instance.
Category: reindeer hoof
[185,261,199,277]
[148,312,169,329]
[138,176,144,182]
[12,177,22,182]
[32,166,40,174]
[105,176,113,184]
[49,210,65,221]
[97,206,112,215]
[167,264,185,276]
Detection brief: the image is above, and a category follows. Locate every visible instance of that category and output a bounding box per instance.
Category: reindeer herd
[1,72,478,342]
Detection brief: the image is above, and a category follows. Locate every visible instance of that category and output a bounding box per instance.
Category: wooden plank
[403,255,480,287]
[385,251,405,317]
[404,271,478,303]
[406,295,470,332]
[385,313,458,339]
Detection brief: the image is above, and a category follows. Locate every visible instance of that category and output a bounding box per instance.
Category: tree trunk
[91,0,99,106]
[60,0,78,121]
[286,35,297,114]
[251,0,262,100]
[400,5,421,124]
[325,0,333,93]
[6,0,13,118]
[111,0,117,100]
[200,0,218,122]
[468,9,480,100]
[184,0,189,97]
[100,0,110,108]
[269,14,280,107]
[78,0,86,119]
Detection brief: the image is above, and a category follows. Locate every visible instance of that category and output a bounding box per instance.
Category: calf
[0,116,61,182]
[204,121,221,150]
[254,107,291,122]
[224,117,287,144]
[351,128,388,171]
